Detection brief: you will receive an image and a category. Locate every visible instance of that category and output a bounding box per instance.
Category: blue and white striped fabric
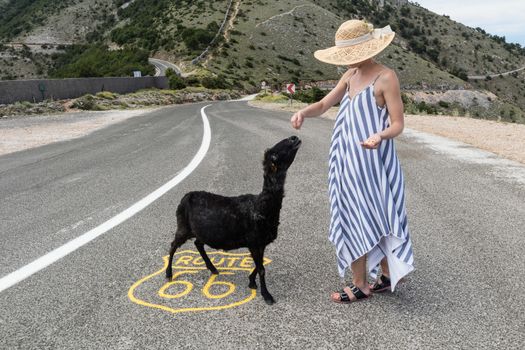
[328,83,414,291]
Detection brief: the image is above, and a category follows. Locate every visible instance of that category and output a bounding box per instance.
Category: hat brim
[314,33,395,65]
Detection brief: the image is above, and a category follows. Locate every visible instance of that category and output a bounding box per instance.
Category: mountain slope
[0,0,115,43]
[0,0,524,122]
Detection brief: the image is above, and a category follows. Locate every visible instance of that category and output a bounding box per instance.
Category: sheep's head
[263,136,301,176]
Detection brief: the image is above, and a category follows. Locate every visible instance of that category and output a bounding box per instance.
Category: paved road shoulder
[0,108,162,156]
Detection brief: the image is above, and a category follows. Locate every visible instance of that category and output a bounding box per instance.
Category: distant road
[5,42,73,46]
[6,43,182,78]
[468,66,525,80]
[148,58,182,77]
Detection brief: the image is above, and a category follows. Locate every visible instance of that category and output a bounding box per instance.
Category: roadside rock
[0,100,65,118]
[406,89,497,109]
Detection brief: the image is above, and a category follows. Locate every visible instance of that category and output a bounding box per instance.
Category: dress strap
[372,73,382,85]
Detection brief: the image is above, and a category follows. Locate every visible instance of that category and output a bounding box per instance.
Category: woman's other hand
[360,133,382,149]
[291,111,305,130]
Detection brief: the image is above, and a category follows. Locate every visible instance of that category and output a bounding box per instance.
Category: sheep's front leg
[250,247,275,305]
[194,240,219,275]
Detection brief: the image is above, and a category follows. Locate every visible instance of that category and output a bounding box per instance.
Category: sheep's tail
[176,193,193,234]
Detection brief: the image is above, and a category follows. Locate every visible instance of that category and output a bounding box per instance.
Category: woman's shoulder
[376,66,400,87]
[377,65,398,79]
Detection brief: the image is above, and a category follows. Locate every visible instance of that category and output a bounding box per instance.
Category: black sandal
[371,275,391,293]
[331,284,371,304]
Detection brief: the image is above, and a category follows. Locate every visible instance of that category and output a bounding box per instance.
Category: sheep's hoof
[165,270,173,280]
[211,269,219,275]
[248,281,257,289]
[264,296,276,305]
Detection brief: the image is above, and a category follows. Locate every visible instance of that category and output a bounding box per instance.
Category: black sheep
[166,136,302,304]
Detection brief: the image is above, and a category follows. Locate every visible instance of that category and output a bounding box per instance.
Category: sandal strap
[372,275,391,290]
[349,285,368,299]
[339,292,351,302]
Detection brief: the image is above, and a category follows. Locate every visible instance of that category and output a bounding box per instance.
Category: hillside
[0,0,524,123]
[0,0,114,43]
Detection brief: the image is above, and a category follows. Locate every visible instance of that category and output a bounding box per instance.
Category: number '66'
[158,270,236,300]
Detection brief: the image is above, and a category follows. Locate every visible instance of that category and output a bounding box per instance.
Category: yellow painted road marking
[202,272,236,299]
[128,250,271,314]
[158,270,198,299]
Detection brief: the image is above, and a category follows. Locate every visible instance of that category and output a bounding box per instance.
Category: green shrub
[288,87,328,103]
[168,74,187,90]
[257,94,289,103]
[50,45,154,78]
[165,68,177,77]
[201,74,230,89]
[185,75,201,87]
[449,66,469,81]
[166,68,187,89]
[181,28,215,50]
[277,55,301,66]
[438,100,449,108]
[72,94,103,110]
[96,91,117,100]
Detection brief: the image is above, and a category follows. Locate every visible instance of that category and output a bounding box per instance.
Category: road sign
[286,83,295,94]
[261,81,266,88]
[133,71,142,78]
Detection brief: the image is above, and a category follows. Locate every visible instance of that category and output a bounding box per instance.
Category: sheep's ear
[263,148,271,161]
[262,149,269,164]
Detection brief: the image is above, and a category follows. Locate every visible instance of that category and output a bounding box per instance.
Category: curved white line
[0,105,213,293]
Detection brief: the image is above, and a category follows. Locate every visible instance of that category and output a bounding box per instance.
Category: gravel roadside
[0,108,162,156]
[248,100,525,165]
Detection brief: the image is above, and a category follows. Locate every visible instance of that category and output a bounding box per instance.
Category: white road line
[0,105,213,293]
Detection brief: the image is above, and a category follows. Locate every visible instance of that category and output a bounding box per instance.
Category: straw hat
[314,20,395,65]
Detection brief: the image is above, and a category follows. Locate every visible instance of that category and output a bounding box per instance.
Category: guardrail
[0,76,168,105]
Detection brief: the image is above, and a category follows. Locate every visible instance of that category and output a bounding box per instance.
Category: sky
[415,0,525,46]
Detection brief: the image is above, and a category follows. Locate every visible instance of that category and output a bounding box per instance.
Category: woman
[290,20,414,303]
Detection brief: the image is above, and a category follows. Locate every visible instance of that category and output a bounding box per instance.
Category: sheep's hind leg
[250,247,275,305]
[194,240,219,275]
[166,234,188,280]
[248,267,258,289]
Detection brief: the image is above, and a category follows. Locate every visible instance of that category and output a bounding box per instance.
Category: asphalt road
[0,101,524,349]
[148,58,182,77]
[468,65,525,80]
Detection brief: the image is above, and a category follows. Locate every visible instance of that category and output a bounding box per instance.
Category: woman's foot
[370,274,391,293]
[330,283,371,303]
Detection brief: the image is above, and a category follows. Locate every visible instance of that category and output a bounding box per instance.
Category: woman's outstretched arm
[290,70,352,129]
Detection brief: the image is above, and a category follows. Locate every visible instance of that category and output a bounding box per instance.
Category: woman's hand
[360,133,382,149]
[291,110,305,130]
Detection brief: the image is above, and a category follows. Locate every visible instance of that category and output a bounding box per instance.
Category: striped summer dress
[328,74,414,291]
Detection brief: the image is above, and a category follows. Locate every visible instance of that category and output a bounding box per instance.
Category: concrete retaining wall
[0,76,169,104]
